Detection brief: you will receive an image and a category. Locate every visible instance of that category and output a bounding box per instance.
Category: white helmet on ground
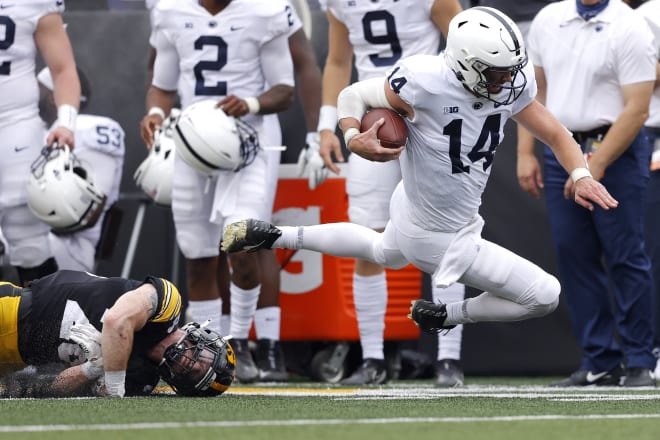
[133,109,180,206]
[172,100,260,174]
[444,6,528,105]
[27,145,107,234]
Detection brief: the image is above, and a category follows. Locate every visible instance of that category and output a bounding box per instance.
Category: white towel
[432,215,484,288]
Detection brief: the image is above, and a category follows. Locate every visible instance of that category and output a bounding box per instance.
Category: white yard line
[1,414,660,433]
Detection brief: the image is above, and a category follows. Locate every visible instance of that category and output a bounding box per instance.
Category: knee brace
[16,257,58,286]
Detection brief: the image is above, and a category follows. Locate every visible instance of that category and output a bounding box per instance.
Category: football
[360,108,408,148]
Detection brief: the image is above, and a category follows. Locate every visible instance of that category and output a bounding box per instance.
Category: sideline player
[37,67,124,273]
[0,1,80,286]
[140,0,295,384]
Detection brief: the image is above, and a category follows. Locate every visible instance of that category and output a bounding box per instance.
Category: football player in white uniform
[312,0,466,386]
[0,0,80,285]
[37,67,125,273]
[246,0,323,382]
[140,0,295,384]
[221,7,618,351]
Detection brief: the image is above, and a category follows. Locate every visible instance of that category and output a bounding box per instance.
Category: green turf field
[1,378,659,440]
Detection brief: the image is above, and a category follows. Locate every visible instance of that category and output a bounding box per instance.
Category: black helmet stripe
[473,7,521,56]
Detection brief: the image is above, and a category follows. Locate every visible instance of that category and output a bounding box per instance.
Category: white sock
[254,306,281,340]
[433,283,465,360]
[354,272,387,360]
[229,282,260,338]
[445,292,532,325]
[220,314,231,336]
[275,224,381,262]
[186,299,222,334]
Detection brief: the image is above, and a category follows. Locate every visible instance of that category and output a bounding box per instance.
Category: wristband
[104,370,126,397]
[57,104,78,131]
[343,127,360,148]
[570,167,592,184]
[317,105,338,133]
[244,97,260,114]
[147,106,166,119]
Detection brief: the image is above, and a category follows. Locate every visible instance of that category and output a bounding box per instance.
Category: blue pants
[643,128,660,350]
[543,129,655,371]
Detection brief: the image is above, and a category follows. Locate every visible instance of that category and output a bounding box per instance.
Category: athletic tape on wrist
[570,167,592,184]
[147,106,166,119]
[317,105,338,132]
[244,97,260,114]
[343,127,360,148]
[104,370,126,398]
[57,104,78,131]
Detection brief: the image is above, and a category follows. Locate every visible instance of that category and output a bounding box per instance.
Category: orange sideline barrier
[264,166,422,341]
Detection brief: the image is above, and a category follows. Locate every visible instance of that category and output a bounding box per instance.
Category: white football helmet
[445,7,528,105]
[133,109,180,206]
[172,100,260,174]
[27,145,107,234]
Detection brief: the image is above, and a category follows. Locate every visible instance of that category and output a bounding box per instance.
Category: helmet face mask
[469,59,528,105]
[233,118,260,172]
[159,322,236,397]
[27,145,107,234]
[134,111,179,206]
[445,7,528,106]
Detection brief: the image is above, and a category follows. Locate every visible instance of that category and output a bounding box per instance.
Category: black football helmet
[158,322,236,397]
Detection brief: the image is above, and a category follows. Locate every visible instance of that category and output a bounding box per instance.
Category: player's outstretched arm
[99,284,157,397]
[49,365,98,397]
[513,100,618,211]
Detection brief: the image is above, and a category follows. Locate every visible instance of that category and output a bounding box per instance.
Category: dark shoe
[550,366,624,387]
[408,300,456,333]
[231,338,259,383]
[622,367,656,387]
[340,358,387,385]
[435,359,464,388]
[221,219,282,253]
[255,339,288,382]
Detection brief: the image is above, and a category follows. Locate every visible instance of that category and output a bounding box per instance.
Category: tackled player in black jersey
[0,270,235,397]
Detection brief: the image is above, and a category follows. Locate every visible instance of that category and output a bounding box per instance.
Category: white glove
[297,132,328,190]
[69,322,103,379]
